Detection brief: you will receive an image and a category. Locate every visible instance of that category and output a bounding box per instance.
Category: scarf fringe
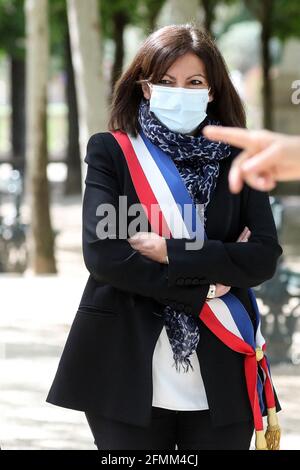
[172,355,195,373]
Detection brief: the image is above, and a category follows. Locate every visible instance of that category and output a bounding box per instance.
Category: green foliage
[139,0,166,33]
[100,0,166,38]
[199,0,240,33]
[49,0,67,63]
[100,0,140,38]
[0,0,69,61]
[215,2,252,37]
[200,0,300,41]
[244,0,300,40]
[273,0,300,41]
[0,0,25,58]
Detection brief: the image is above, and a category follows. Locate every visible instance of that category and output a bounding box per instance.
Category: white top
[152,325,209,410]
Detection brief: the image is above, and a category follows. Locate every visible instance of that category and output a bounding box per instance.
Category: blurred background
[0,0,300,450]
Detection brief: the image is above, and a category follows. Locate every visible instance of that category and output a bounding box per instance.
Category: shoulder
[84,131,124,170]
[85,131,121,155]
[86,131,119,147]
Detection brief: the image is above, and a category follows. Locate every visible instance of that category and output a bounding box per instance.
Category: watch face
[207,285,216,298]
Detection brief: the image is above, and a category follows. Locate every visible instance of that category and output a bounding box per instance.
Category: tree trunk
[110,11,128,101]
[66,0,107,195]
[25,0,57,274]
[201,0,215,35]
[261,0,273,130]
[10,57,26,175]
[64,28,81,196]
[147,1,165,31]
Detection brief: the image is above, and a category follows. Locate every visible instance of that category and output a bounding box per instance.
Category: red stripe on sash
[110,130,171,238]
[260,356,276,409]
[109,129,275,433]
[200,302,263,430]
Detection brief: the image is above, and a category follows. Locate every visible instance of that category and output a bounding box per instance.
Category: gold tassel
[255,430,268,450]
[265,407,281,450]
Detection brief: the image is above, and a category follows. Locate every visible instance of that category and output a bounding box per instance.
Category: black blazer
[46,130,283,429]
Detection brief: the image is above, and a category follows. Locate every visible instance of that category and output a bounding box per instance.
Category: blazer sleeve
[82,132,210,317]
[165,184,283,288]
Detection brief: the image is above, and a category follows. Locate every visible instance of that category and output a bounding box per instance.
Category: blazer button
[192,278,200,285]
[184,278,192,285]
[178,303,184,310]
[185,306,192,314]
[176,278,185,285]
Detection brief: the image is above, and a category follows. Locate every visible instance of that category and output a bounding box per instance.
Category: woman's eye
[158,79,204,86]
[159,79,172,85]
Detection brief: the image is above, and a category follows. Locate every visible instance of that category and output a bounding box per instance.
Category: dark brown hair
[108,23,246,137]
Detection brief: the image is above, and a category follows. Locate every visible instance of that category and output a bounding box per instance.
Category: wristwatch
[206,284,216,299]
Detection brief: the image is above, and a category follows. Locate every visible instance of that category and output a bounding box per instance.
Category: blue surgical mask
[148,83,210,134]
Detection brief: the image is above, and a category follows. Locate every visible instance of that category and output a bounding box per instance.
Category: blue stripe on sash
[221,292,256,349]
[129,129,269,421]
[139,129,204,241]
[247,287,261,334]
[222,292,265,413]
[257,369,266,414]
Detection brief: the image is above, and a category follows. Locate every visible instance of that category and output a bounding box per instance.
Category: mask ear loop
[146,81,153,103]
[207,86,213,102]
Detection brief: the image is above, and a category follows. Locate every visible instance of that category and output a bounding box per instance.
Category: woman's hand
[214,226,251,298]
[236,225,251,243]
[127,232,168,263]
[127,226,251,298]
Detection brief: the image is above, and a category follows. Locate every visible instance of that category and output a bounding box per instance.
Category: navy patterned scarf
[137,97,231,373]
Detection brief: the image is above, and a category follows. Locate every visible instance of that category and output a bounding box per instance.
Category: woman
[46,24,282,450]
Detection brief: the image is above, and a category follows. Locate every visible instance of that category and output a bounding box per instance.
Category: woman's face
[142,51,213,102]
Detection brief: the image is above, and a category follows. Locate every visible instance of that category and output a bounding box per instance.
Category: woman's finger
[240,228,251,242]
[215,284,231,297]
[239,226,248,239]
[236,226,250,242]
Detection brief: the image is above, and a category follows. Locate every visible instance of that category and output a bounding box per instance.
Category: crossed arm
[82,133,283,319]
[82,133,210,317]
[164,185,283,288]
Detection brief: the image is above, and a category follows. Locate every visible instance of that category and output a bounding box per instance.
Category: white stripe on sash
[255,322,265,349]
[206,297,244,340]
[128,133,190,238]
[126,131,266,354]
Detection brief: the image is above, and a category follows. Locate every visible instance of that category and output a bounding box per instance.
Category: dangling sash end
[265,407,281,450]
[255,430,268,450]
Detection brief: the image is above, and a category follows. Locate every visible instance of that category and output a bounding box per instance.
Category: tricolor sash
[110,128,281,450]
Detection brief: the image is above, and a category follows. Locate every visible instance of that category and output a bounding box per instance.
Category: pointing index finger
[203,125,253,149]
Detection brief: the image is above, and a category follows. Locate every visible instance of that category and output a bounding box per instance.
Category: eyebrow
[164,73,206,80]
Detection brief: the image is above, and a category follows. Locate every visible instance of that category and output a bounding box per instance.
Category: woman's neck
[185,116,210,137]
